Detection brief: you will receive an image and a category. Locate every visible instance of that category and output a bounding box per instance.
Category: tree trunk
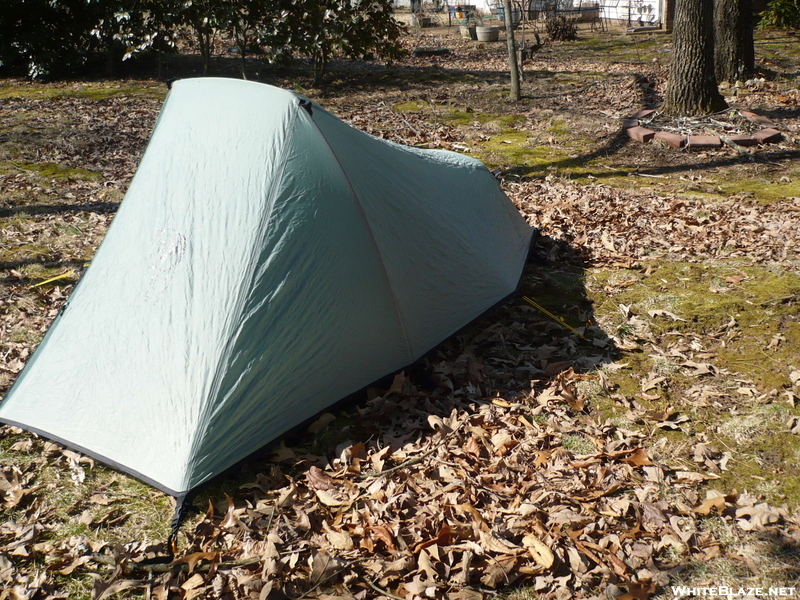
[663,0,727,115]
[503,0,520,101]
[714,0,755,83]
[195,25,212,75]
[234,24,248,79]
[312,47,327,87]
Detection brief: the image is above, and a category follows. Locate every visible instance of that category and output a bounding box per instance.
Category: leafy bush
[0,0,164,79]
[545,15,578,41]
[759,0,800,29]
[0,0,406,83]
[0,0,98,78]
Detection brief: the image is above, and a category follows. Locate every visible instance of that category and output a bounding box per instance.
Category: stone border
[622,108,783,149]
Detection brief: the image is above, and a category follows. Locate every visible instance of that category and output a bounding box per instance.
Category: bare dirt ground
[1,24,800,600]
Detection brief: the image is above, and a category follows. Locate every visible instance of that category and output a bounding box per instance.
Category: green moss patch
[0,81,166,101]
[392,99,428,112]
[2,161,103,181]
[438,109,526,128]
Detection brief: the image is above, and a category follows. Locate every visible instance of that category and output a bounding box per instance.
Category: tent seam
[302,104,416,362]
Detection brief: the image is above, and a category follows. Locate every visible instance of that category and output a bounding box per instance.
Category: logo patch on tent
[145,228,186,304]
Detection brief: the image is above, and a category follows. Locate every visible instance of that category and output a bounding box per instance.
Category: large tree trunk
[714,0,755,83]
[664,0,727,116]
[503,0,520,101]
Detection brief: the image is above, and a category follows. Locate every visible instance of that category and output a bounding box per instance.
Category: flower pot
[475,26,500,42]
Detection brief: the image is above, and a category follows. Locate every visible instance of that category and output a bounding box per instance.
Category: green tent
[0,78,533,501]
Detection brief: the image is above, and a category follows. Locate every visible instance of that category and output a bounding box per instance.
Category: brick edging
[621,108,783,149]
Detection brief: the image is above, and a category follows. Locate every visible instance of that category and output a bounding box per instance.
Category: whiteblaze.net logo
[672,587,798,598]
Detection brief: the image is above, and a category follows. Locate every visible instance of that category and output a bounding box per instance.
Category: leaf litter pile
[3,33,800,600]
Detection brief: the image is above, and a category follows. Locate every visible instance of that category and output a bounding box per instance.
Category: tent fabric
[0,78,533,497]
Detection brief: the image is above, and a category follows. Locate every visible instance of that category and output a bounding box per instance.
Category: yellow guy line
[31,271,75,287]
[522,295,586,339]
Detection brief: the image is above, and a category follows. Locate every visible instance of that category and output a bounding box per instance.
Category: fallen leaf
[171,552,219,574]
[307,413,336,434]
[180,573,206,591]
[620,447,653,467]
[694,496,727,516]
[480,556,517,588]
[326,529,354,551]
[92,575,143,600]
[315,489,346,507]
[309,551,346,586]
[522,534,554,569]
[648,309,686,321]
[306,466,335,490]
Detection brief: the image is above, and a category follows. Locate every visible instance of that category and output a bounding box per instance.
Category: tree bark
[714,0,755,83]
[503,0,520,102]
[664,0,728,115]
[196,27,212,75]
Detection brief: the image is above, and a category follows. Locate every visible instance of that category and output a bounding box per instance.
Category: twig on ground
[361,575,406,600]
[631,172,667,179]
[704,127,755,162]
[762,294,799,306]
[359,443,442,480]
[91,553,261,574]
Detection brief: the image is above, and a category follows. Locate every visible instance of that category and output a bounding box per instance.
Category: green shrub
[759,0,800,29]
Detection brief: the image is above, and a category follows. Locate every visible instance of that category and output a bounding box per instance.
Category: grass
[579,259,800,510]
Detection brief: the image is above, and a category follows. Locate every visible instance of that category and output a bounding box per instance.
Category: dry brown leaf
[735,503,782,530]
[522,534,554,569]
[58,555,91,576]
[88,493,116,506]
[640,375,666,392]
[91,575,143,600]
[694,495,727,515]
[309,551,346,586]
[180,573,206,591]
[417,547,438,580]
[326,529,354,551]
[491,398,512,408]
[370,525,396,551]
[9,439,33,453]
[171,552,219,574]
[315,489,346,507]
[219,494,242,529]
[480,556,517,588]
[306,466,335,490]
[307,413,337,434]
[647,309,686,321]
[620,447,653,467]
[479,530,521,555]
[618,581,656,600]
[387,371,405,395]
